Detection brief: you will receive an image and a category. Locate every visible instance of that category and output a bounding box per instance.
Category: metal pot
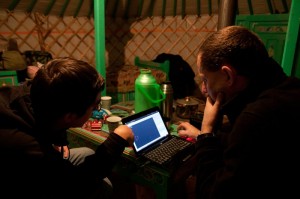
[175,97,199,119]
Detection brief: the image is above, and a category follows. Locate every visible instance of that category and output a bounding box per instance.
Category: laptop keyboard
[144,137,191,165]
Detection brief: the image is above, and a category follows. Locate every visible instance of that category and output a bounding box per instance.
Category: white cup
[101,96,112,110]
[106,116,122,133]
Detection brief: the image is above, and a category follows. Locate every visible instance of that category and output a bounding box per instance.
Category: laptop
[122,106,195,170]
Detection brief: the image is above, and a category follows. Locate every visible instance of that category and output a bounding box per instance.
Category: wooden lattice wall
[0,11,95,64]
[1,10,217,86]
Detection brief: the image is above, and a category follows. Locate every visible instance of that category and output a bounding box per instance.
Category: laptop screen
[122,107,169,153]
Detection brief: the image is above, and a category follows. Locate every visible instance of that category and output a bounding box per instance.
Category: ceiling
[0,0,291,18]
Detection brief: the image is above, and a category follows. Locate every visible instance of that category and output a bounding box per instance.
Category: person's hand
[113,125,134,146]
[201,93,223,133]
[53,145,69,159]
[177,121,200,139]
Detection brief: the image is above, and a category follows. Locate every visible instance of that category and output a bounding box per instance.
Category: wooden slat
[173,0,177,17]
[266,0,274,14]
[124,0,130,19]
[281,0,289,13]
[87,0,94,18]
[8,0,21,11]
[26,0,38,13]
[208,0,212,15]
[137,0,144,17]
[59,0,70,18]
[44,0,55,16]
[196,0,201,17]
[247,0,253,15]
[148,0,155,17]
[112,0,119,18]
[181,0,186,19]
[162,0,166,18]
[73,0,83,17]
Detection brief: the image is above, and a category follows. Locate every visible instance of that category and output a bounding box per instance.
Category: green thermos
[134,69,166,113]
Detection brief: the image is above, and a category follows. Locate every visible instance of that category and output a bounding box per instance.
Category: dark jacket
[195,61,300,198]
[0,82,128,199]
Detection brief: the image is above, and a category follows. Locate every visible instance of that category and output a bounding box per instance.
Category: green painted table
[67,124,196,199]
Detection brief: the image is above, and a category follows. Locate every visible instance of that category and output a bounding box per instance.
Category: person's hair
[30,57,105,121]
[199,26,270,78]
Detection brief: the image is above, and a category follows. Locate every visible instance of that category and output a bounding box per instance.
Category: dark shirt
[195,63,300,198]
[0,82,128,199]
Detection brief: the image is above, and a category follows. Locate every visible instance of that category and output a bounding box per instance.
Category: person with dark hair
[0,57,134,199]
[177,26,300,198]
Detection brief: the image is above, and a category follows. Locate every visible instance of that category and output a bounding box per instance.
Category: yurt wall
[0,0,293,103]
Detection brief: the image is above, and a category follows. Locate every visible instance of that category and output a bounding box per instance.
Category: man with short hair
[0,57,134,199]
[178,26,300,198]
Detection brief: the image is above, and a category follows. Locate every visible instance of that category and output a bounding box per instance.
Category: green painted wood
[266,0,274,14]
[26,0,38,13]
[112,0,119,18]
[173,0,177,17]
[236,14,289,66]
[8,0,20,11]
[137,0,144,17]
[44,0,56,16]
[281,0,289,13]
[123,0,131,19]
[247,0,253,15]
[181,0,185,18]
[208,0,212,15]
[73,0,83,18]
[0,70,18,86]
[281,0,300,77]
[196,0,201,17]
[162,0,166,18]
[148,0,155,17]
[94,0,106,95]
[87,0,94,18]
[59,0,70,18]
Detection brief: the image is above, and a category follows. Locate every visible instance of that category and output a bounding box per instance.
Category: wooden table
[67,124,196,199]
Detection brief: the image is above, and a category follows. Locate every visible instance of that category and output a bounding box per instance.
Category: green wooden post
[94,0,106,95]
[281,0,300,76]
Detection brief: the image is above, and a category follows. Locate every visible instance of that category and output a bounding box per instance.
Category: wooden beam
[59,0,70,18]
[247,0,253,15]
[137,0,144,17]
[26,0,38,13]
[162,0,166,18]
[173,0,177,17]
[8,0,21,11]
[196,0,201,17]
[73,0,83,18]
[181,0,186,19]
[44,0,56,16]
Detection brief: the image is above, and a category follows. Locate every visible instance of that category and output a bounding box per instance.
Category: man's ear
[221,65,236,86]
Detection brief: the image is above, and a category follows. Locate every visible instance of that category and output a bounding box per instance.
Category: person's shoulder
[245,80,300,116]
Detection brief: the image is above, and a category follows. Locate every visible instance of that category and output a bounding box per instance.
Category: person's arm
[177,93,223,139]
[177,121,200,139]
[78,125,134,179]
[200,94,223,134]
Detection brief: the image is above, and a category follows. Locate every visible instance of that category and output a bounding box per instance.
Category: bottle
[160,81,173,127]
[134,69,165,113]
